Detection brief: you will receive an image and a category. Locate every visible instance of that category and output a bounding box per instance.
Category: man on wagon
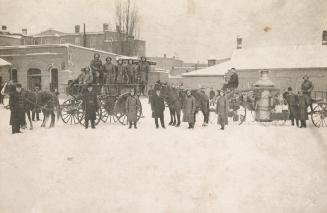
[90,53,102,84]
[103,57,116,93]
[137,56,150,95]
[301,75,314,113]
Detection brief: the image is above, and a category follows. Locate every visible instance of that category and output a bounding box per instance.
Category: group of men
[76,54,150,95]
[283,75,314,128]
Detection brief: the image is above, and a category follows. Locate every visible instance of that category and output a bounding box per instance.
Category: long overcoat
[137,62,150,83]
[9,91,25,126]
[103,63,116,84]
[151,94,165,118]
[83,90,99,120]
[297,95,308,121]
[125,95,141,122]
[182,95,196,123]
[115,65,125,83]
[286,92,299,120]
[216,96,229,125]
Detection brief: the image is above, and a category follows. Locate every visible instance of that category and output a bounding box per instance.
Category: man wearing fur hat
[82,83,99,129]
[9,83,25,134]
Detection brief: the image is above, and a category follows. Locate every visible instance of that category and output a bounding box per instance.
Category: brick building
[0,24,146,57]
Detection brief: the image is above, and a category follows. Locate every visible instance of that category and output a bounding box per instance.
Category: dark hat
[303,75,309,79]
[106,56,112,61]
[87,83,93,87]
[81,67,86,71]
[287,87,292,91]
[16,83,22,88]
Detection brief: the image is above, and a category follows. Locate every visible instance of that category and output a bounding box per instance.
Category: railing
[311,91,327,102]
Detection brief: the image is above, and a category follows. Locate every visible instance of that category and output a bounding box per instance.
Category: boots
[134,122,137,129]
[128,122,132,129]
[85,119,89,129]
[91,120,95,129]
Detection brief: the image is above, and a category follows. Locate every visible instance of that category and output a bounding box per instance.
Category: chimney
[103,23,109,32]
[22,28,27,36]
[164,54,167,58]
[208,59,216,67]
[322,31,327,45]
[2,25,7,31]
[75,25,80,33]
[237,36,242,49]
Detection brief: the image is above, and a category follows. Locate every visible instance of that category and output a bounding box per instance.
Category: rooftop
[0,58,12,66]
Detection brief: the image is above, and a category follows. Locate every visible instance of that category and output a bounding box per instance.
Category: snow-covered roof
[0,58,12,66]
[182,60,231,77]
[231,45,327,70]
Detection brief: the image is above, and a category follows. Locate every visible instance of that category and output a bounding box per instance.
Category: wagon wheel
[311,103,327,127]
[60,98,81,125]
[99,96,117,123]
[77,105,102,127]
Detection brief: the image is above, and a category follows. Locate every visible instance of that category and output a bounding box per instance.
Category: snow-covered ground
[0,97,327,213]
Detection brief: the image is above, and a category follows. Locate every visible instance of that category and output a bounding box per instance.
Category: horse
[160,84,210,127]
[190,89,210,126]
[160,85,183,127]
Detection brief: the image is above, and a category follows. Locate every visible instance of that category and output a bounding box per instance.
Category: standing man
[9,83,25,134]
[103,57,116,94]
[216,90,229,130]
[125,88,141,129]
[32,84,41,121]
[297,91,308,128]
[151,88,165,129]
[0,82,4,104]
[90,53,102,84]
[284,87,299,127]
[126,59,136,84]
[301,75,314,113]
[182,90,196,129]
[137,56,150,95]
[82,83,99,129]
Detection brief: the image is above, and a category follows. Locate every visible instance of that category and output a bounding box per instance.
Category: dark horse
[160,85,210,127]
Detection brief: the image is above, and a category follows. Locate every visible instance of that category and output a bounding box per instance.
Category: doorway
[50,68,58,91]
[27,68,41,90]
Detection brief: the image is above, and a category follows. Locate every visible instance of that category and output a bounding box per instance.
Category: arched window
[27,68,41,90]
[50,68,58,91]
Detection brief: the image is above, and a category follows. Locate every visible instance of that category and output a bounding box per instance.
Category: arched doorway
[27,68,41,90]
[50,68,58,91]
[10,68,18,83]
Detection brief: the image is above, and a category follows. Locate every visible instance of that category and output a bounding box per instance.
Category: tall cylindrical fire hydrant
[252,70,279,122]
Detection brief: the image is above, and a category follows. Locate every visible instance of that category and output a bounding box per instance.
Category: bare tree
[115,0,139,37]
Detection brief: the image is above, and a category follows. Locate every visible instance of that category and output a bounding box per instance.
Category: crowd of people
[75,53,150,95]
[0,61,317,134]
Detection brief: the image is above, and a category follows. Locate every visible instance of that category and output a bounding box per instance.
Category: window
[60,38,66,44]
[10,69,18,82]
[74,37,80,45]
[89,37,96,48]
[33,39,38,45]
[27,68,41,90]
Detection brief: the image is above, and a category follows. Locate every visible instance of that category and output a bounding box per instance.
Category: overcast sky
[1,0,326,62]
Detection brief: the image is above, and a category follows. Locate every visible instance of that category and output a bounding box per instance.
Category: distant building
[0,24,145,57]
[148,54,183,74]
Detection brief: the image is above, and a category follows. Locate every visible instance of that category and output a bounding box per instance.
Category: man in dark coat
[32,84,41,121]
[227,68,239,90]
[83,84,99,129]
[151,89,165,128]
[301,75,314,113]
[9,83,25,134]
[284,87,299,127]
[297,91,308,128]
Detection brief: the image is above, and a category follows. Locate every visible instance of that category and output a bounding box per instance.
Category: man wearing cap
[32,84,41,121]
[137,56,150,95]
[82,83,99,129]
[9,83,25,134]
[90,53,102,84]
[301,75,314,113]
[151,88,166,129]
[183,90,196,129]
[125,88,141,129]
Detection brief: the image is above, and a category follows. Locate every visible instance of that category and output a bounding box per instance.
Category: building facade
[0,25,146,57]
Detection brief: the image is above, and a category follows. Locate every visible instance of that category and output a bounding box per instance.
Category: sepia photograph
[0,0,327,212]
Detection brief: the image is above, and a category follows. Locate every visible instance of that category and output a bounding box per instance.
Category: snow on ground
[0,97,327,213]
